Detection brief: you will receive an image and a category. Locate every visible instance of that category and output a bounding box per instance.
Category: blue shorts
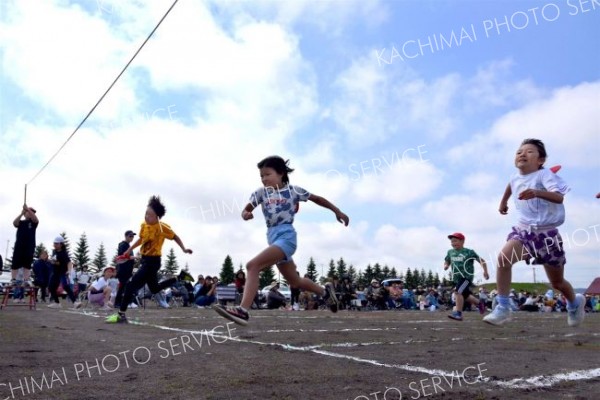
[267,224,297,265]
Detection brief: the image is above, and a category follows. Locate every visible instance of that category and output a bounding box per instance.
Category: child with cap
[444,232,489,321]
[106,195,192,323]
[89,266,116,310]
[48,235,82,309]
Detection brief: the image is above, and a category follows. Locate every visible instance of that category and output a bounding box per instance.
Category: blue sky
[1,0,598,287]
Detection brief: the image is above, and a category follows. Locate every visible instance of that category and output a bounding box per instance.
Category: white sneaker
[483,305,512,326]
[73,301,83,309]
[129,303,138,309]
[48,302,62,309]
[100,305,112,311]
[292,303,300,311]
[567,294,586,327]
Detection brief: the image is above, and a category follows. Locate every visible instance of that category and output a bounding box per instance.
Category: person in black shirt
[115,230,136,308]
[11,205,38,286]
[47,236,81,309]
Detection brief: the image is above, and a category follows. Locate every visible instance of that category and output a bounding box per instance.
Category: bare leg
[240,245,286,310]
[544,264,575,303]
[496,240,525,296]
[466,294,480,306]
[455,294,465,312]
[278,262,325,295]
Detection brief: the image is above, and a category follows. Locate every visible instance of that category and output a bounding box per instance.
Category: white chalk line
[70,310,600,391]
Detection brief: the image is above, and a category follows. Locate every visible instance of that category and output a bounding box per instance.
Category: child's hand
[335,211,349,226]
[183,249,193,254]
[484,271,490,280]
[518,189,537,200]
[499,201,509,215]
[242,211,254,221]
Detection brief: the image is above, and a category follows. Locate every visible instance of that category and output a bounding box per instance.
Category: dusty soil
[0,303,598,400]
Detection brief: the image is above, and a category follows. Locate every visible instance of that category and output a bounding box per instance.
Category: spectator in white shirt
[89,266,116,310]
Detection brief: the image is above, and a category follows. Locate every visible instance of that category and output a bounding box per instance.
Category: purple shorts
[88,292,105,306]
[507,226,566,267]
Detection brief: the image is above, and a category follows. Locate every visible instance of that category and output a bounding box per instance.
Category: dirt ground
[0,303,598,400]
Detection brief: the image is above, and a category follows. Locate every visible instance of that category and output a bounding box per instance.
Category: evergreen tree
[390,267,398,278]
[182,263,190,273]
[433,272,441,287]
[425,270,435,287]
[34,243,47,259]
[373,263,383,281]
[259,266,276,288]
[336,257,348,278]
[382,265,390,279]
[305,257,318,282]
[59,232,71,255]
[356,270,365,286]
[91,243,108,273]
[363,264,374,283]
[74,232,92,268]
[161,248,179,276]
[219,255,235,284]
[420,268,427,287]
[326,259,336,278]
[405,268,414,289]
[413,269,421,287]
[347,265,357,282]
[398,271,405,282]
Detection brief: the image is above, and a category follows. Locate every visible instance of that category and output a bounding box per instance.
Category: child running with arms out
[106,196,192,324]
[444,232,489,321]
[483,138,585,326]
[214,156,349,325]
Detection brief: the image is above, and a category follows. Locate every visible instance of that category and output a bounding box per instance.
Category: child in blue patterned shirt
[214,156,349,325]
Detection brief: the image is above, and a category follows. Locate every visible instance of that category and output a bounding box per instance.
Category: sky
[0,0,598,287]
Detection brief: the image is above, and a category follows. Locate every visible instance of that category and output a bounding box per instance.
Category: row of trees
[217,255,453,290]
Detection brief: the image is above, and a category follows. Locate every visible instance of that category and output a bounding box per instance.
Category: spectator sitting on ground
[385,282,402,309]
[76,265,92,294]
[520,293,539,312]
[194,275,216,307]
[425,289,439,311]
[88,266,116,310]
[355,284,367,308]
[234,270,246,295]
[266,281,287,309]
[367,279,386,310]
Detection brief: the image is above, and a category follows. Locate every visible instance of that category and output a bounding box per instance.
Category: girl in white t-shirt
[484,138,585,328]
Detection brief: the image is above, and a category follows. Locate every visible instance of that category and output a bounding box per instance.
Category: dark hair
[148,195,166,218]
[521,138,547,166]
[257,156,294,185]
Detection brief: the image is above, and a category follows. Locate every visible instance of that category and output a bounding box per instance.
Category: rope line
[27,0,179,185]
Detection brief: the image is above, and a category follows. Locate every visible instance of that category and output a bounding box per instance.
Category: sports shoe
[478,300,486,315]
[47,302,62,309]
[23,279,33,287]
[105,313,128,324]
[100,304,112,311]
[322,283,339,313]
[567,293,586,327]
[158,300,170,309]
[448,311,463,321]
[213,304,249,326]
[73,301,83,309]
[483,305,512,326]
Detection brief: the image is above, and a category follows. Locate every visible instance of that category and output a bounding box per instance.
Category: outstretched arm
[173,235,193,254]
[123,238,142,257]
[13,207,25,227]
[307,194,349,226]
[499,184,512,215]
[478,258,489,280]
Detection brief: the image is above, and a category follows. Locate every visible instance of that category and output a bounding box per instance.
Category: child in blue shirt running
[214,156,349,325]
